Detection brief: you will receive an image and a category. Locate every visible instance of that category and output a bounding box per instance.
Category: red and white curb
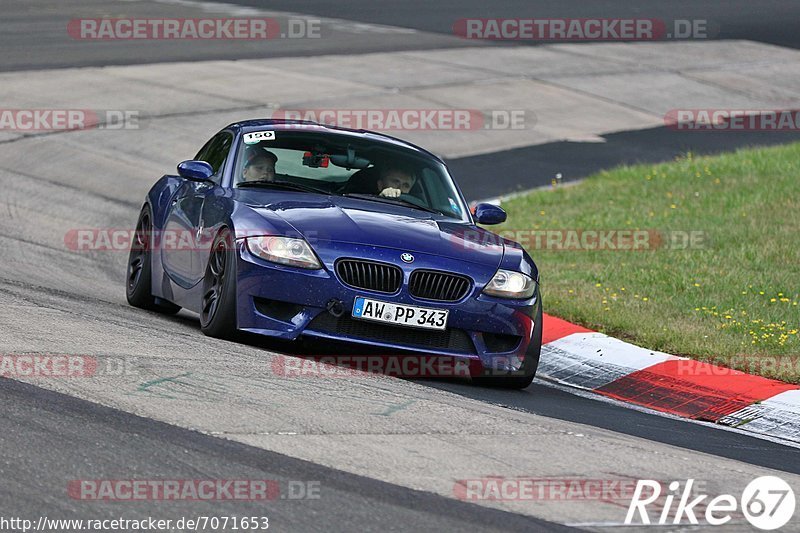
[540,314,800,444]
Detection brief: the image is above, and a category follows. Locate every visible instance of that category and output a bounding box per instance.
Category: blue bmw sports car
[126,119,542,388]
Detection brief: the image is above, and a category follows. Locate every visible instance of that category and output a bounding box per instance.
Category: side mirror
[473,203,507,225]
[177,160,214,182]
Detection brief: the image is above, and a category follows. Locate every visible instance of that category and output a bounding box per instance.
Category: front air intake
[335,259,403,294]
[409,270,471,302]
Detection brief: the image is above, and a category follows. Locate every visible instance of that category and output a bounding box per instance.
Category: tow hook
[326,298,344,317]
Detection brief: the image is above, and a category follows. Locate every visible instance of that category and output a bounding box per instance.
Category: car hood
[244,193,505,268]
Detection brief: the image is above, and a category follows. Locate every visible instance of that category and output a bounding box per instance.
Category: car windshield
[233,128,470,222]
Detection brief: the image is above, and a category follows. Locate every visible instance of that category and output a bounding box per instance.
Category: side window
[194,131,233,183]
[421,167,459,217]
[193,136,216,166]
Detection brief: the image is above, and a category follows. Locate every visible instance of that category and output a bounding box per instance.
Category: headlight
[482,269,536,299]
[246,236,322,269]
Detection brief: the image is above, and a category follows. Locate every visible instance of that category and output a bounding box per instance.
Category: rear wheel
[473,304,542,390]
[126,206,181,314]
[200,228,238,339]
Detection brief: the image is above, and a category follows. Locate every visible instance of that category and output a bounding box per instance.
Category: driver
[376,165,416,198]
[241,146,278,183]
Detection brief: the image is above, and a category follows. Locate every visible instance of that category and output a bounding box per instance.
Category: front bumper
[234,240,540,375]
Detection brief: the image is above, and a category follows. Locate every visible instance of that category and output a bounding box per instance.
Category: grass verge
[497,143,800,382]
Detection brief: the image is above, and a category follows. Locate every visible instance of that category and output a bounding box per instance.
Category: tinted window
[194,131,233,180]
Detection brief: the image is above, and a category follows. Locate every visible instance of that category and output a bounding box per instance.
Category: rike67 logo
[627,477,795,530]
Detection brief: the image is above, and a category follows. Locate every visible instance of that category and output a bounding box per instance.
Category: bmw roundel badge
[401,253,414,263]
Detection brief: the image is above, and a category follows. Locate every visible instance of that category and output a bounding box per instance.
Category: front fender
[146,175,184,230]
[499,239,539,283]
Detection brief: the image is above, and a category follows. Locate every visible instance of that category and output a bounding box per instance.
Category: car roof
[226,119,445,163]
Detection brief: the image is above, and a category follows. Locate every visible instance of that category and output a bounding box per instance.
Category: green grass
[498,143,800,382]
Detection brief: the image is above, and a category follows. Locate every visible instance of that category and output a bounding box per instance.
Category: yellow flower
[642,297,649,302]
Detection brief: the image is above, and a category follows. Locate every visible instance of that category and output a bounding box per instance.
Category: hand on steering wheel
[379,187,402,198]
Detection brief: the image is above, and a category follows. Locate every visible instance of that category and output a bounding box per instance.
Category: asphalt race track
[210,0,800,49]
[1,1,799,531]
[450,126,800,201]
[0,379,567,531]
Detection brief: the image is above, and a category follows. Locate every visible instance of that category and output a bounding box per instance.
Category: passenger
[241,146,278,183]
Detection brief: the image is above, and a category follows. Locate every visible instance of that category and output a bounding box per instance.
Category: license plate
[352,297,448,331]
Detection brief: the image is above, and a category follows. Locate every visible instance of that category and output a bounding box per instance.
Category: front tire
[126,206,181,315]
[200,228,238,339]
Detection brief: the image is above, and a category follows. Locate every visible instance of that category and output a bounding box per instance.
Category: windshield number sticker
[244,131,276,144]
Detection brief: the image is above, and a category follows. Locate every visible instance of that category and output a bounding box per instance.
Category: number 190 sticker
[243,131,276,144]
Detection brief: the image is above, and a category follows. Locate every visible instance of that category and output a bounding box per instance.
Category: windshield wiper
[237,180,330,195]
[342,193,446,216]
